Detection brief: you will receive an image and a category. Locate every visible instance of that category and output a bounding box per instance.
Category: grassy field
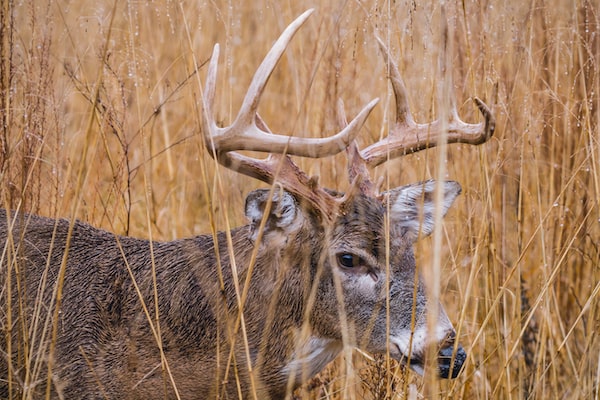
[1,0,599,398]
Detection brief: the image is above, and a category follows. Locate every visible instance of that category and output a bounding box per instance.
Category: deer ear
[245,189,303,245]
[386,180,461,242]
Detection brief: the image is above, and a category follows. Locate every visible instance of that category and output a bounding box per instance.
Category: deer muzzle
[389,328,467,379]
[438,343,467,379]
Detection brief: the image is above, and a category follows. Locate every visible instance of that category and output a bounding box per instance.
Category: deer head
[201,7,494,391]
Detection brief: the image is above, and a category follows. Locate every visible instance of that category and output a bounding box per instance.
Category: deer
[0,9,494,400]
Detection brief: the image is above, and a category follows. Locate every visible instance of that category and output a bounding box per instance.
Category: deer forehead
[331,195,385,233]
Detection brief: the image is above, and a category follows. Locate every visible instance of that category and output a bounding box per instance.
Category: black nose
[438,345,466,379]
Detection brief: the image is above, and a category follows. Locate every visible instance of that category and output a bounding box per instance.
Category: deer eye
[337,253,362,269]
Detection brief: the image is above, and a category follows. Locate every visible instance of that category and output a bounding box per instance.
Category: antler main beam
[202,9,378,158]
[201,9,495,216]
[359,38,495,168]
[201,9,379,218]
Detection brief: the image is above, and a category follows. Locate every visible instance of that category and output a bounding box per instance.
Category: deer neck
[280,333,342,388]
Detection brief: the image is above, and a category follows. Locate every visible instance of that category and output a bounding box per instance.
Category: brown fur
[1,183,464,399]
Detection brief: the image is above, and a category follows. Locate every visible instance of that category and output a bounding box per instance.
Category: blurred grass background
[1,0,598,398]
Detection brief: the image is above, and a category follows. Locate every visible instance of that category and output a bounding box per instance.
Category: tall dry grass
[1,0,598,398]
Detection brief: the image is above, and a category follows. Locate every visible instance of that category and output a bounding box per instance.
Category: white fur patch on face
[282,336,342,384]
[390,326,428,360]
[389,310,455,374]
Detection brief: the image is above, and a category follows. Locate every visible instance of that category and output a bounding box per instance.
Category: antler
[201,9,379,219]
[337,37,495,198]
[201,9,494,218]
[357,38,495,169]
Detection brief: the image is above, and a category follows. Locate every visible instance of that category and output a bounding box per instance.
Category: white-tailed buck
[0,9,494,399]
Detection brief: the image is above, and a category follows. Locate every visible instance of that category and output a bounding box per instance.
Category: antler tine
[375,37,414,127]
[202,8,379,159]
[201,10,381,220]
[217,115,344,221]
[201,44,221,157]
[336,99,377,197]
[234,8,314,129]
[360,38,495,168]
